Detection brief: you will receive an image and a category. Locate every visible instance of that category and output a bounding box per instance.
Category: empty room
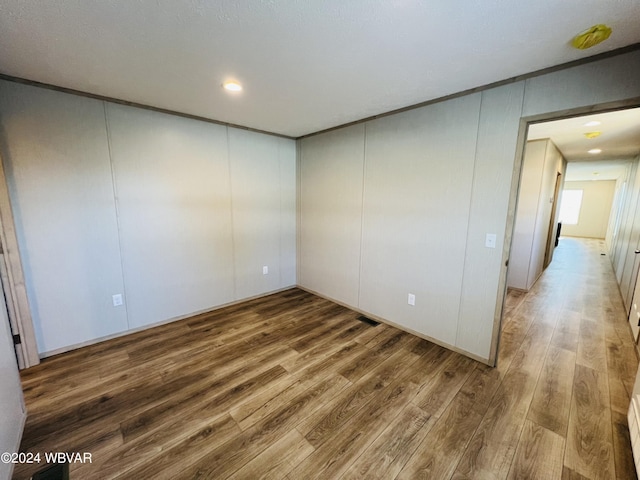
[1,1,640,479]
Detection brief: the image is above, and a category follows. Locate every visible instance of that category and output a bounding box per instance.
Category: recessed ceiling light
[588,148,602,154]
[584,131,601,139]
[223,81,242,92]
[584,121,601,127]
[571,24,612,50]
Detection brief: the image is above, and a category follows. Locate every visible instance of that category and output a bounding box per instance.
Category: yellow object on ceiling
[571,24,612,49]
[584,131,602,139]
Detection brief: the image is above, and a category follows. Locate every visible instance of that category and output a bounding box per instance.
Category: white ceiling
[563,161,630,182]
[1,1,639,137]
[528,108,640,182]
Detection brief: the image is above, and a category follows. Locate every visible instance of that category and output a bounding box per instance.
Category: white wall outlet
[408,293,416,306]
[485,233,497,249]
[263,266,269,275]
[112,294,123,307]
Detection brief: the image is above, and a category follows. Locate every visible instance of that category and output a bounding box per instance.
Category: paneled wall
[358,95,481,345]
[298,125,365,307]
[2,49,640,363]
[300,84,525,361]
[609,162,637,274]
[0,83,129,352]
[299,49,640,363]
[610,155,640,312]
[0,80,296,355]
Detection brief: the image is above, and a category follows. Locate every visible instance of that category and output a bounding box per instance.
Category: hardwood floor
[14,237,639,479]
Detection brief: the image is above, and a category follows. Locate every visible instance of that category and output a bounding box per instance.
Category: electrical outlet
[112,294,123,307]
[263,266,268,275]
[408,293,415,306]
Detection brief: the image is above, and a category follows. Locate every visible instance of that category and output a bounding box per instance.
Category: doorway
[499,104,640,365]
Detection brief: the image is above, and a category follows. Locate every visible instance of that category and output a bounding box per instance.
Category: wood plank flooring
[14,237,639,479]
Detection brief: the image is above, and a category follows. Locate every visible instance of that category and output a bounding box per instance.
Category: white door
[629,255,640,341]
[0,281,25,480]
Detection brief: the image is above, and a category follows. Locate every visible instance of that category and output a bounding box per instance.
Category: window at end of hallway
[559,189,583,225]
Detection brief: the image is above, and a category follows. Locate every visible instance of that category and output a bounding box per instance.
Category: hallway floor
[498,236,638,479]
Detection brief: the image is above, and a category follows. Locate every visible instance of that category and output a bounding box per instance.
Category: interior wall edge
[456,81,525,362]
[489,114,531,365]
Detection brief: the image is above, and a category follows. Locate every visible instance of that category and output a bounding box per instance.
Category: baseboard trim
[38,286,297,359]
[295,284,491,366]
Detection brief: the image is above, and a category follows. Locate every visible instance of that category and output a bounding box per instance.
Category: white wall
[0,80,297,355]
[228,129,297,299]
[610,155,640,312]
[508,140,547,291]
[106,103,236,329]
[0,82,129,352]
[358,95,480,346]
[562,180,616,239]
[613,159,640,285]
[299,125,365,307]
[606,166,632,257]
[529,140,565,289]
[298,49,640,363]
[299,83,525,361]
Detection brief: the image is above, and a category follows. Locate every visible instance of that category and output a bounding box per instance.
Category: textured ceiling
[528,108,640,182]
[528,108,640,162]
[563,161,629,182]
[1,1,639,137]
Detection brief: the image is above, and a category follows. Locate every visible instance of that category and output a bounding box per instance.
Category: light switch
[408,293,415,306]
[485,233,497,249]
[263,266,269,275]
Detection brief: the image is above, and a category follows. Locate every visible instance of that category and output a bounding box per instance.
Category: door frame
[489,97,640,366]
[0,275,26,480]
[544,171,563,269]
[0,153,39,368]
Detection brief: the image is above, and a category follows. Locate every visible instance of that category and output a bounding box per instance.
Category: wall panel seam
[278,139,283,288]
[455,92,484,348]
[357,124,367,309]
[102,102,130,330]
[226,126,238,300]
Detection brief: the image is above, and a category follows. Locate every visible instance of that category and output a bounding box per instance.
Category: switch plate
[112,294,123,307]
[408,293,415,306]
[263,266,268,275]
[485,233,497,249]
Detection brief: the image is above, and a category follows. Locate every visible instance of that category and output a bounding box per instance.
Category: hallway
[495,236,638,479]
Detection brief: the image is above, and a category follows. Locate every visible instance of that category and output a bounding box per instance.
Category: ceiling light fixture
[588,148,602,154]
[584,121,601,127]
[584,131,601,139]
[571,24,612,49]
[223,81,242,92]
